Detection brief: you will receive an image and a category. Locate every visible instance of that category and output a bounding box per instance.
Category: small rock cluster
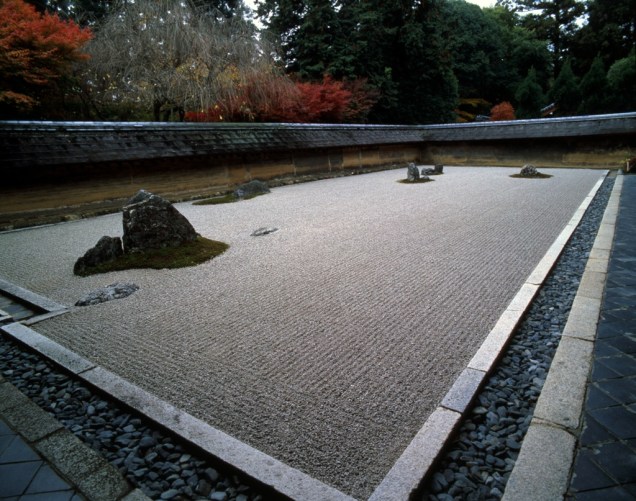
[407,163,421,182]
[405,163,443,182]
[519,164,541,177]
[422,165,444,176]
[74,190,198,275]
[75,283,139,307]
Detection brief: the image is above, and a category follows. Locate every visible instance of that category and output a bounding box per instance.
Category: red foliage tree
[292,75,352,122]
[185,75,380,124]
[490,101,516,121]
[0,0,92,117]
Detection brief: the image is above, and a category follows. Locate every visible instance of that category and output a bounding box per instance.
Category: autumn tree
[0,0,91,118]
[490,101,516,121]
[83,0,284,121]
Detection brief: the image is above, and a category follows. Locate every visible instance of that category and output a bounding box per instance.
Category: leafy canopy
[0,0,91,117]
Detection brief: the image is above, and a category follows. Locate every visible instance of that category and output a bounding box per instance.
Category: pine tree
[514,67,545,118]
[606,50,636,112]
[548,58,580,116]
[578,56,609,115]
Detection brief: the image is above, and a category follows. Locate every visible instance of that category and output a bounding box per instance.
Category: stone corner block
[502,423,576,501]
[0,385,63,441]
[506,283,540,312]
[441,368,486,414]
[576,270,606,301]
[533,336,593,430]
[562,295,601,341]
[468,309,523,372]
[35,429,105,482]
[369,407,461,501]
[77,463,131,501]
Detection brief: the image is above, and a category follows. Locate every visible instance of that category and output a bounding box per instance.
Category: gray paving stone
[502,423,576,501]
[0,460,41,497]
[75,463,130,501]
[533,336,594,430]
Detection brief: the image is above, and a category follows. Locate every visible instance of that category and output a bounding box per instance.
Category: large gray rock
[234,180,270,199]
[75,282,139,306]
[122,191,198,253]
[74,236,123,275]
[407,163,420,181]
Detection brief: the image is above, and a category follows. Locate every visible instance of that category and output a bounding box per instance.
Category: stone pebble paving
[420,176,615,500]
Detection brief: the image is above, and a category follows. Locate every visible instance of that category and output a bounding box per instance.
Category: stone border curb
[0,321,355,501]
[501,171,623,501]
[0,374,149,501]
[369,172,608,500]
[0,277,68,324]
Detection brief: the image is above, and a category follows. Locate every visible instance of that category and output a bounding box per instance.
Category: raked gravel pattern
[0,167,605,499]
[420,176,614,500]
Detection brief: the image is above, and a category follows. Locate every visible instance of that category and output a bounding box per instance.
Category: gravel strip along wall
[419,176,615,501]
[0,167,605,499]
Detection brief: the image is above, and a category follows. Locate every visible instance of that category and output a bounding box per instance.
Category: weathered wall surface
[0,114,634,226]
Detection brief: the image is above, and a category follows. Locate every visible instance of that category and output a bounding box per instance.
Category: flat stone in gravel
[0,167,605,499]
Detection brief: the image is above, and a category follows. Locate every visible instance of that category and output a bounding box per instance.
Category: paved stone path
[0,167,605,499]
[567,174,636,500]
[0,417,81,501]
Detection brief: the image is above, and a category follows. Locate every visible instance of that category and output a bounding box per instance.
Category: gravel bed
[419,175,615,501]
[0,339,266,501]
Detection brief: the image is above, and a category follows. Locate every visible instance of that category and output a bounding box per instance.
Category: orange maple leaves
[0,0,92,115]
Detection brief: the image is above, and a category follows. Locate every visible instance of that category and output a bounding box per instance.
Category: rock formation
[73,236,123,275]
[122,190,198,253]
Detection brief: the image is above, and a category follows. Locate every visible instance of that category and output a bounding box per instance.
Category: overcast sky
[246,1,498,13]
[467,0,496,7]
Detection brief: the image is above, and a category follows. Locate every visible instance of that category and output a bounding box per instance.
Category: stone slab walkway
[567,173,636,500]
[0,167,605,499]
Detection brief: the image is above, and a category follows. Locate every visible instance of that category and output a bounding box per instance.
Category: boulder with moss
[122,190,198,253]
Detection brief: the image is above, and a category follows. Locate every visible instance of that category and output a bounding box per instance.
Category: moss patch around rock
[76,237,229,276]
[398,178,435,184]
[510,173,553,179]
[192,192,267,206]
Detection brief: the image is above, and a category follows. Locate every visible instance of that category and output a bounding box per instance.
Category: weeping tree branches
[84,0,290,120]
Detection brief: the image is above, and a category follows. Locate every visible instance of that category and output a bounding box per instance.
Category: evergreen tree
[496,0,585,76]
[484,6,551,103]
[606,50,636,112]
[394,5,458,124]
[293,0,341,80]
[548,58,580,115]
[571,0,636,76]
[441,1,509,103]
[514,67,545,118]
[578,55,609,115]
